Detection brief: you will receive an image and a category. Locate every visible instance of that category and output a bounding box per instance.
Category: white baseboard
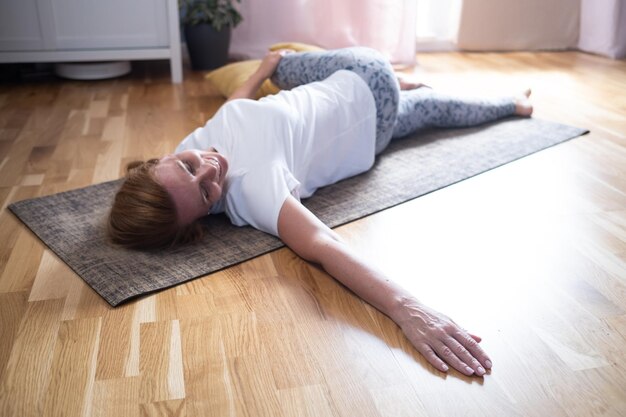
[415,39,459,52]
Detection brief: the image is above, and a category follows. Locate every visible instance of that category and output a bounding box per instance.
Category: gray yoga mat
[9,117,588,307]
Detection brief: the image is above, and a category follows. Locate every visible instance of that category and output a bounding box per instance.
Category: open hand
[394,297,492,376]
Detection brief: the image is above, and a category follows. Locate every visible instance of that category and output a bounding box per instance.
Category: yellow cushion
[268,42,324,53]
[205,42,324,99]
[205,60,280,99]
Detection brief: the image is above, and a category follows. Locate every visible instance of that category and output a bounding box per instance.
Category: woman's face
[154,149,229,225]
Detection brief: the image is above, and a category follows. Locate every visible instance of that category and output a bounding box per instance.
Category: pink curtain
[230,0,417,65]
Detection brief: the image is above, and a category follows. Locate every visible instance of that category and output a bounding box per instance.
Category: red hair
[107,159,203,250]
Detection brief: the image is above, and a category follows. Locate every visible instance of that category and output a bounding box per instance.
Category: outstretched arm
[277,195,492,377]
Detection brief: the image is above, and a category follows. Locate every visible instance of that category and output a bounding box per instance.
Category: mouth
[206,157,222,182]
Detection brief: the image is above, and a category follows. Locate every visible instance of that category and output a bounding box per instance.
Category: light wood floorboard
[1,51,625,416]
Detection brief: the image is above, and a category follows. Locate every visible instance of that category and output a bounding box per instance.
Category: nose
[196,159,218,182]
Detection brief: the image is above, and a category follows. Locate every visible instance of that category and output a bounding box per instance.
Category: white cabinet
[0,0,182,83]
[0,0,45,51]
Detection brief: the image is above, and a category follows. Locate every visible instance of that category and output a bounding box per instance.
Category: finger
[460,327,482,342]
[453,331,492,370]
[469,333,482,343]
[443,337,487,377]
[416,343,449,373]
[432,341,475,376]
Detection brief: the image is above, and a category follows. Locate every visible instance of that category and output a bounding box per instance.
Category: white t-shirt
[175,70,376,236]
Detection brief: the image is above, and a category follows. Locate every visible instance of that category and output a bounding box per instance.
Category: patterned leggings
[271,47,517,155]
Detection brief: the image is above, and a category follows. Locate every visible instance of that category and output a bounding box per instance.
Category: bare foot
[395,73,425,90]
[514,89,533,117]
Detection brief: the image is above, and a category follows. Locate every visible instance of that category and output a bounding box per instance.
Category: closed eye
[183,161,195,175]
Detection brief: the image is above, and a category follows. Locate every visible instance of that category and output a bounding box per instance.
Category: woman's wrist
[388,294,426,327]
[250,69,269,84]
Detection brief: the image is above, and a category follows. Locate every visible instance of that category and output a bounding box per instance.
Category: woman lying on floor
[109,47,532,377]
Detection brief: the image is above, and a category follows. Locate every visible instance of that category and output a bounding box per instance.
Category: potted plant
[179,0,243,70]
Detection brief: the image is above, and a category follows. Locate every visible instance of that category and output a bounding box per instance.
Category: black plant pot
[184,24,232,70]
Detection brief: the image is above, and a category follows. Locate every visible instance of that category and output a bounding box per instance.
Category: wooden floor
[1,51,625,417]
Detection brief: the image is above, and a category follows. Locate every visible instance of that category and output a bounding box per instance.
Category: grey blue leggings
[271,47,517,155]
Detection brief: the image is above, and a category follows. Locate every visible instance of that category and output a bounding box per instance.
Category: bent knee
[349,46,386,61]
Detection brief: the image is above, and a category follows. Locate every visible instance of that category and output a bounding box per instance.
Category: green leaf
[179,0,242,29]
